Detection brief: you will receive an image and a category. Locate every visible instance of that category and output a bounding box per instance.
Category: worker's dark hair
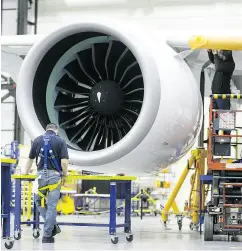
[46,123,58,131]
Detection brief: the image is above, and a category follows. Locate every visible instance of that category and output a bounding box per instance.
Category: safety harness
[37,134,62,207]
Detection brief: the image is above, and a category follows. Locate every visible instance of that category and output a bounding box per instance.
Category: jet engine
[17,22,202,175]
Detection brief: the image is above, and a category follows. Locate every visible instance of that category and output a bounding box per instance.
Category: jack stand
[161,148,206,230]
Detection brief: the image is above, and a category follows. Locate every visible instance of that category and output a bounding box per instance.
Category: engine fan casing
[17,21,202,175]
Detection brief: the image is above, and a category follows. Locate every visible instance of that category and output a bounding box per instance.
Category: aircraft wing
[167,35,242,76]
[2,33,242,81]
[1,35,45,81]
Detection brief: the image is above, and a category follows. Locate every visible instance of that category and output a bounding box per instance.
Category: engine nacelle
[17,21,202,175]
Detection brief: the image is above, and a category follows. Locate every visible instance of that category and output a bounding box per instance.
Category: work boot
[42,236,55,243]
[52,225,61,236]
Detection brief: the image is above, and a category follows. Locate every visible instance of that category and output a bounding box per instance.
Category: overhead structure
[167,35,242,51]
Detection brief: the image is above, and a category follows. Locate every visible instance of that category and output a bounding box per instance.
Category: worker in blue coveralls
[24,123,69,243]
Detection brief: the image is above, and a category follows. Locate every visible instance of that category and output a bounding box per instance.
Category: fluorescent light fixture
[65,0,127,7]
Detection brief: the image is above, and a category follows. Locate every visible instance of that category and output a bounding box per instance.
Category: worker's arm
[61,159,69,176]
[217,61,235,73]
[60,140,69,176]
[24,140,37,175]
[24,158,34,175]
[207,50,214,64]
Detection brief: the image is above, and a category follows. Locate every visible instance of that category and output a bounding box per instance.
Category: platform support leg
[33,194,40,230]
[200,180,203,234]
[109,182,117,236]
[2,166,11,238]
[14,179,21,234]
[124,181,131,233]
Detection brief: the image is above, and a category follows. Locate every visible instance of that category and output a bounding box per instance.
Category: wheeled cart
[12,174,136,244]
[1,158,17,249]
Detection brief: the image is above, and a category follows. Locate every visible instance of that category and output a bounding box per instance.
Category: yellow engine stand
[161,148,206,228]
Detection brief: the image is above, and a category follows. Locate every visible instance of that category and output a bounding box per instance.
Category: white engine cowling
[17,21,202,175]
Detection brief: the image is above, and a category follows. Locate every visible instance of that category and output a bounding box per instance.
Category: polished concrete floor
[2,215,241,250]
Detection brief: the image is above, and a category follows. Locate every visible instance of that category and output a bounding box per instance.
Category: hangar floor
[3,215,241,250]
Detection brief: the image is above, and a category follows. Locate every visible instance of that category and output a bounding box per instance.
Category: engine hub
[90,80,124,116]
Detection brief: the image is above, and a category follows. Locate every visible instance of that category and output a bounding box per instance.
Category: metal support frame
[1,164,12,239]
[199,175,213,233]
[14,179,22,235]
[1,74,16,102]
[109,182,117,235]
[162,152,195,223]
[124,182,131,233]
[13,176,133,244]
[17,0,28,35]
[161,148,207,230]
[12,0,29,143]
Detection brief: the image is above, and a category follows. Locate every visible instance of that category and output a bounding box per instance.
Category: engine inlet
[33,32,144,151]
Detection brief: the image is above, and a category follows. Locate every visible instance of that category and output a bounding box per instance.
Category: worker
[24,123,69,243]
[207,49,235,110]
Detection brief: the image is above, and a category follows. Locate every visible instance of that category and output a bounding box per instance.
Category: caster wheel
[14,232,21,240]
[111,236,119,244]
[5,240,14,249]
[33,230,40,239]
[204,213,214,241]
[126,234,133,242]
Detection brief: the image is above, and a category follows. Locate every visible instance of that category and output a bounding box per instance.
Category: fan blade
[56,74,90,95]
[76,48,100,84]
[95,126,106,150]
[89,124,102,151]
[92,125,104,151]
[104,118,108,149]
[85,116,100,151]
[112,116,122,141]
[115,50,137,83]
[54,92,89,110]
[93,43,109,80]
[105,41,113,80]
[76,116,97,144]
[64,60,93,87]
[91,44,102,81]
[124,88,144,96]
[117,113,132,129]
[59,107,91,127]
[110,129,114,146]
[124,100,142,104]
[118,61,138,85]
[70,113,96,142]
[114,48,128,81]
[122,74,143,90]
[121,107,139,117]
[106,41,127,80]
